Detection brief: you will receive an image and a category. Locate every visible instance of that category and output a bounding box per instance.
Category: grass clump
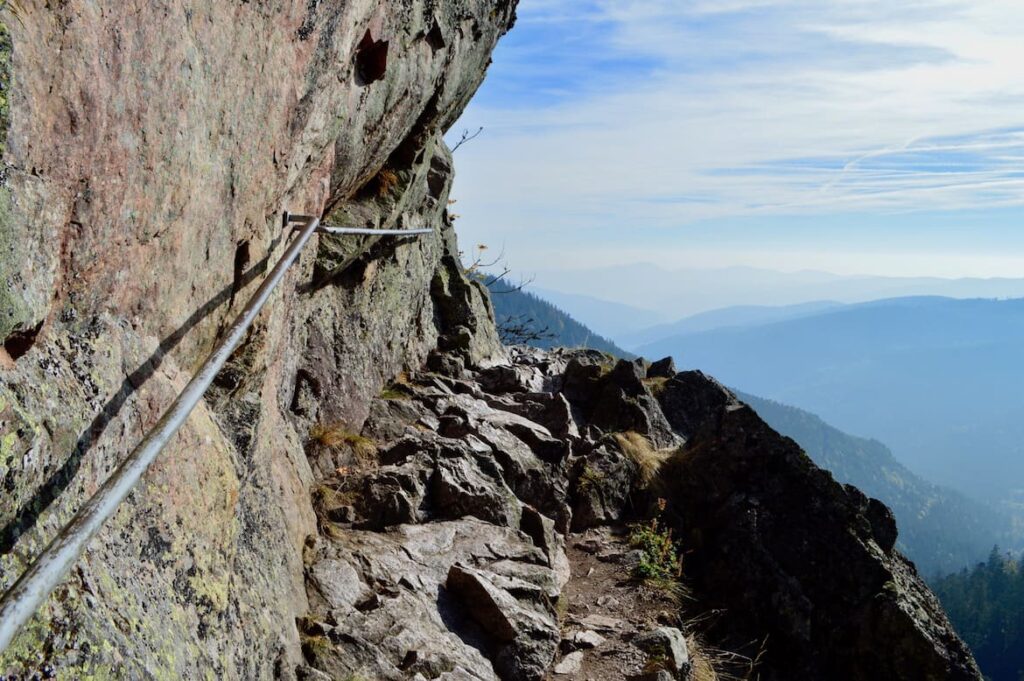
[614,431,673,487]
[309,423,377,466]
[642,376,670,397]
[555,594,571,623]
[379,386,409,400]
[677,629,767,681]
[312,483,360,514]
[577,464,607,493]
[379,371,413,400]
[373,167,399,197]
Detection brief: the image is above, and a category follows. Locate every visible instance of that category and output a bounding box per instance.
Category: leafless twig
[451,127,484,153]
[497,314,556,345]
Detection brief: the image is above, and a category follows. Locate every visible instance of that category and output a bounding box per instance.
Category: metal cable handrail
[318,225,434,236]
[0,213,433,653]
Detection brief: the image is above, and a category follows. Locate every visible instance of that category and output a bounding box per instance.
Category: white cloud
[451,0,1024,256]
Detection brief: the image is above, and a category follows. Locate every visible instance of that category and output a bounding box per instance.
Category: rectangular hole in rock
[231,240,251,302]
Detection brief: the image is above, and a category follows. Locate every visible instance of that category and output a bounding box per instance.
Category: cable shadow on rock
[0,235,283,556]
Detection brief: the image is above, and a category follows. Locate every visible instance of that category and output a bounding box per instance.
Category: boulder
[431,456,522,528]
[479,363,546,394]
[635,627,690,678]
[589,387,682,449]
[357,460,432,529]
[560,353,615,409]
[572,629,607,649]
[446,565,560,681]
[654,371,737,439]
[553,651,584,675]
[659,371,982,680]
[520,506,571,591]
[647,357,677,379]
[570,444,638,531]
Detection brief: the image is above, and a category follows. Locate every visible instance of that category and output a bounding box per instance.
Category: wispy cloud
[449,0,1024,276]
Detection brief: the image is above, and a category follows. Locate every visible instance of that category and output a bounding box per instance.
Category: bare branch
[464,244,507,274]
[485,273,536,294]
[497,314,556,346]
[451,127,484,154]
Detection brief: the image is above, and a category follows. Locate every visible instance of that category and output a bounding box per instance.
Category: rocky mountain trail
[551,525,700,681]
[292,344,982,680]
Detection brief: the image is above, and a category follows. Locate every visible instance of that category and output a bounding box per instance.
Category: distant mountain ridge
[532,263,1024,321]
[738,391,1014,577]
[636,295,1024,501]
[530,286,667,338]
[622,300,844,348]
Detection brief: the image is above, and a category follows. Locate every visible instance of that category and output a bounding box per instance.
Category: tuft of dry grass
[691,646,722,681]
[309,423,378,466]
[312,484,361,517]
[642,376,670,397]
[379,371,413,400]
[614,431,673,487]
[555,594,571,623]
[685,632,767,681]
[374,168,399,197]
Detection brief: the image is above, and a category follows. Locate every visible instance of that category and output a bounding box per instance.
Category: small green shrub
[629,516,681,583]
[577,464,606,493]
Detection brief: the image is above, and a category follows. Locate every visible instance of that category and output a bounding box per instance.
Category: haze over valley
[502,274,1024,562]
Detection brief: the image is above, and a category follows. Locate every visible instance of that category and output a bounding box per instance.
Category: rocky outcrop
[658,371,981,681]
[288,347,980,680]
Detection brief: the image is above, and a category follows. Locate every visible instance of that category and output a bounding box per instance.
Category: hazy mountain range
[529,286,669,338]
[485,278,633,358]
[621,300,843,347]
[490,281,1014,574]
[632,296,1024,503]
[532,264,1024,319]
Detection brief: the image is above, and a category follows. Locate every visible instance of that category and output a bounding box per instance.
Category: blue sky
[448,0,1024,279]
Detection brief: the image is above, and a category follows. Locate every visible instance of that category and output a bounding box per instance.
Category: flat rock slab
[553,651,585,675]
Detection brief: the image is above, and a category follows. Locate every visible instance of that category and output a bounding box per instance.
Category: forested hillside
[485,278,633,357]
[738,392,1013,577]
[934,551,1024,681]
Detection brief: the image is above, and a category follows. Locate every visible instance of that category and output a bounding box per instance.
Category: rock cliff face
[0,1,508,677]
[0,2,982,680]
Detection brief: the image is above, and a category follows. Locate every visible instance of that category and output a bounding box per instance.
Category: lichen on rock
[0,0,515,677]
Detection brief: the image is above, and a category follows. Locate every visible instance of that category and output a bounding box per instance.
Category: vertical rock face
[0,1,511,678]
